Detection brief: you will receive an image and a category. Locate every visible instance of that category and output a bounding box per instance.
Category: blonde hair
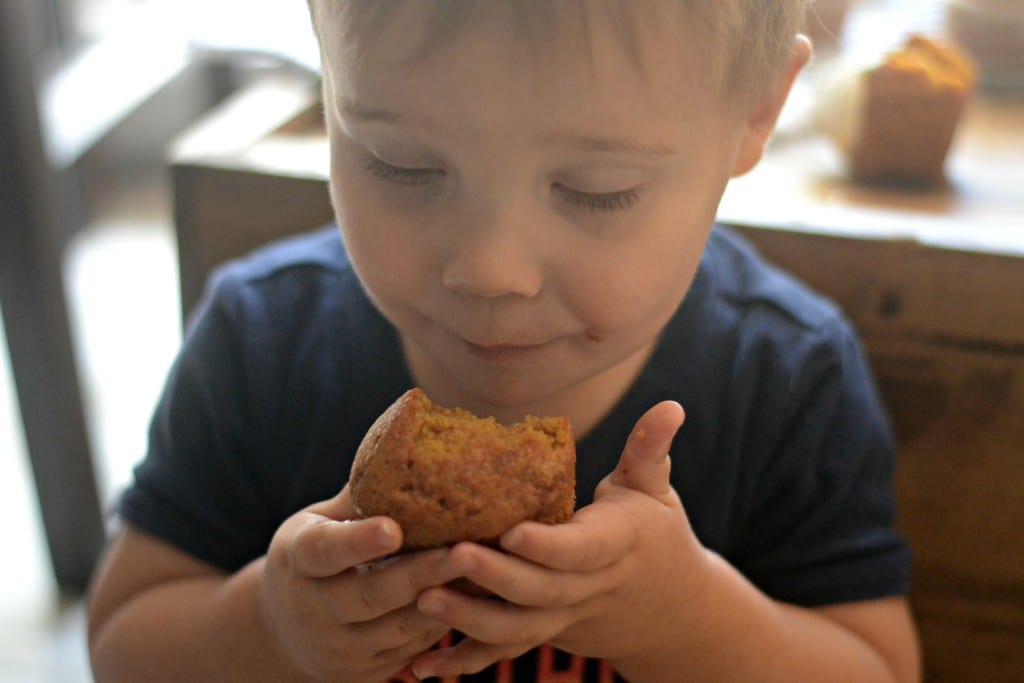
[308,0,806,102]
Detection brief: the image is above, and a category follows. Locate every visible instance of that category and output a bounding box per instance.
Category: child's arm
[88,488,460,682]
[409,402,921,682]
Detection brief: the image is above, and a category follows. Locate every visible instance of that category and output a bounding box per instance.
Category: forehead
[313,2,739,158]
[313,0,722,94]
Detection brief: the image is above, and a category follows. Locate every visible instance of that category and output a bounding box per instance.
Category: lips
[463,339,548,361]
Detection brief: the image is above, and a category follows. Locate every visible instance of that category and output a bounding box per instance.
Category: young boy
[88,1,921,681]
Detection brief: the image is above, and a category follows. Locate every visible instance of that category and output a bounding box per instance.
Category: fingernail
[375,522,397,549]
[412,663,434,680]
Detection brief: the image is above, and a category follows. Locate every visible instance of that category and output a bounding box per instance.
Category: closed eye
[554,183,641,212]
[364,154,445,186]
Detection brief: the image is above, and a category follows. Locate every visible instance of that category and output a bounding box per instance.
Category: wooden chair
[738,229,1024,683]
[171,81,1024,682]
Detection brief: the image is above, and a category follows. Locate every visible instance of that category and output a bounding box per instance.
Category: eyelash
[363,154,640,212]
[553,184,640,212]
[364,155,444,186]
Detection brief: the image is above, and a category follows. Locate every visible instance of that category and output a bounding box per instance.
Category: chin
[456,372,554,413]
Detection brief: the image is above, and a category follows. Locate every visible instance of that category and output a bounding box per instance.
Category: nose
[441,203,545,299]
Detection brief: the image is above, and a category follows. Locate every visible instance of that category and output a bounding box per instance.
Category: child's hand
[410,401,715,679]
[259,487,461,682]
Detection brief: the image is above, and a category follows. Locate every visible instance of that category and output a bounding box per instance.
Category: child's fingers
[606,400,684,499]
[442,542,613,608]
[499,504,633,572]
[416,588,546,648]
[413,589,565,677]
[289,513,402,579]
[351,603,450,656]
[414,636,532,681]
[332,548,463,622]
[288,484,401,579]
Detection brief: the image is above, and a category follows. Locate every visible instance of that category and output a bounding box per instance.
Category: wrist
[229,558,314,681]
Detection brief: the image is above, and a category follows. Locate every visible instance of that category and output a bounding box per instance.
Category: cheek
[564,237,703,341]
[330,169,436,309]
[562,200,712,337]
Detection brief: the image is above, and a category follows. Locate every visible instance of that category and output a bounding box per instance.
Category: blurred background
[0,0,1021,680]
[1,0,319,680]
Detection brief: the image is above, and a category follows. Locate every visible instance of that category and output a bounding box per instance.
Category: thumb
[608,401,684,499]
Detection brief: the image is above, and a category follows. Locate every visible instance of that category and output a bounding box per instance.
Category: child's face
[319,3,760,417]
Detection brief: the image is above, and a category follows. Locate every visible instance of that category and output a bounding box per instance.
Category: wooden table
[720,95,1024,350]
[171,73,1024,681]
[723,99,1024,251]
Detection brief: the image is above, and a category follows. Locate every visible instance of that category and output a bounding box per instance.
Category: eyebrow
[339,100,678,158]
[339,100,443,134]
[549,132,679,158]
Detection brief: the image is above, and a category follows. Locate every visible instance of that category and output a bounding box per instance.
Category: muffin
[815,35,976,185]
[350,388,576,550]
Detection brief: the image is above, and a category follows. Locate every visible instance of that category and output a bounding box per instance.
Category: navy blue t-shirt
[120,225,909,682]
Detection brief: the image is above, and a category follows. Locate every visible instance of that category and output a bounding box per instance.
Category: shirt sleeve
[117,270,275,571]
[728,316,911,607]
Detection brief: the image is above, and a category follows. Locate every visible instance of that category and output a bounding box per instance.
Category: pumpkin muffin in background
[815,34,977,186]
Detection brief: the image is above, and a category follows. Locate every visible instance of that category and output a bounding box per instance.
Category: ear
[731,35,812,177]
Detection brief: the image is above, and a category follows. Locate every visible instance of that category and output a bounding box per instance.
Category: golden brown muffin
[350,388,576,550]
[816,35,976,185]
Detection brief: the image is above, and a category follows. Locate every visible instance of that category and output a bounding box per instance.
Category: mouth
[462,339,549,362]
